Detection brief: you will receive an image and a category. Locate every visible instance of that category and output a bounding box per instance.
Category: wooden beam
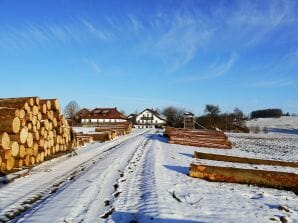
[194,151,298,168]
[190,163,298,194]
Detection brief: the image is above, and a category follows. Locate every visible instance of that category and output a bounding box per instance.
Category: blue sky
[0,0,297,115]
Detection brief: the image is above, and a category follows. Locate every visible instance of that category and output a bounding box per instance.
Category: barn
[76,107,127,126]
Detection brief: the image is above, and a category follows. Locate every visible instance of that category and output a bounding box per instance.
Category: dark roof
[77,107,127,120]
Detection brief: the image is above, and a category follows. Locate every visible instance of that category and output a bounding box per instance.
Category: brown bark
[0,116,20,133]
[189,163,298,194]
[194,151,298,168]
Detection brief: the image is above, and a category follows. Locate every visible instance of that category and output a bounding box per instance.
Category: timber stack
[74,122,132,146]
[0,96,72,173]
[165,127,232,149]
[94,121,132,136]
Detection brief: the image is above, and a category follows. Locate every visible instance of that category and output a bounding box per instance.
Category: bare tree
[64,100,80,120]
[204,104,220,116]
[162,106,185,128]
[233,107,244,126]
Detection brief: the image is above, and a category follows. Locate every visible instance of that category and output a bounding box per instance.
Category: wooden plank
[194,151,298,168]
[189,163,298,194]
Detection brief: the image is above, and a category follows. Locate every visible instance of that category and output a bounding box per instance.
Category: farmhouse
[134,108,166,128]
[76,107,127,126]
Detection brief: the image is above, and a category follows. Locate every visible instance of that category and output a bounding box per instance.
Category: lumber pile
[189,163,298,194]
[74,134,93,147]
[72,122,132,147]
[0,97,72,173]
[165,127,232,149]
[95,121,132,136]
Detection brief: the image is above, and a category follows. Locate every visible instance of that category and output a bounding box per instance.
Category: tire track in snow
[109,133,161,222]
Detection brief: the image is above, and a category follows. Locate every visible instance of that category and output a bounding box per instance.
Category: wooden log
[40,152,45,162]
[30,156,35,165]
[9,127,29,144]
[0,107,19,117]
[19,109,26,119]
[0,132,10,150]
[50,99,60,111]
[40,99,51,110]
[169,140,232,149]
[40,103,47,114]
[38,138,45,148]
[15,158,23,168]
[24,155,30,166]
[33,143,39,156]
[26,132,33,148]
[33,131,40,141]
[32,115,38,125]
[194,152,298,168]
[170,136,231,145]
[36,121,41,130]
[6,157,15,171]
[36,153,41,163]
[0,97,35,108]
[10,141,19,157]
[35,97,40,106]
[0,149,12,160]
[19,145,26,158]
[32,106,39,115]
[37,112,42,121]
[0,116,20,133]
[27,122,33,131]
[190,163,298,194]
[26,148,34,156]
[21,119,26,127]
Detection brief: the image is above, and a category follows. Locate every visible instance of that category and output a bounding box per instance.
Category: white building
[134,109,166,128]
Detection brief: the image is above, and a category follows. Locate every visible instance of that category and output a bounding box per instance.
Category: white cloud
[183,53,238,82]
[84,59,101,74]
[152,12,214,71]
[81,19,109,40]
[251,79,293,88]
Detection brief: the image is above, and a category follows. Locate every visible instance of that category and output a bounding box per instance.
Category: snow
[0,129,297,222]
[110,132,298,223]
[246,116,298,132]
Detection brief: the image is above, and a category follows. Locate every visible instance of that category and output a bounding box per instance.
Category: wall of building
[135,110,165,128]
[81,118,127,123]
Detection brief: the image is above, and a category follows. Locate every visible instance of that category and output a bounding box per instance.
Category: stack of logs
[165,127,232,149]
[0,97,72,173]
[74,122,132,147]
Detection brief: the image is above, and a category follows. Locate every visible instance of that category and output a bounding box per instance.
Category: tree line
[63,100,291,132]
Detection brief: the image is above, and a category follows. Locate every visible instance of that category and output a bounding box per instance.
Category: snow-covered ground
[246,116,298,134]
[0,129,297,222]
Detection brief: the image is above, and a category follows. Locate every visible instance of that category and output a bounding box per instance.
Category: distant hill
[246,116,298,130]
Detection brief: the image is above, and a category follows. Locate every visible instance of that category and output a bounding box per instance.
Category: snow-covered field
[246,116,298,134]
[0,129,297,222]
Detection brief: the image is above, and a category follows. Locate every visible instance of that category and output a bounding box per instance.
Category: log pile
[165,127,232,149]
[74,134,93,147]
[95,121,132,136]
[0,97,72,173]
[74,132,112,146]
[73,122,131,147]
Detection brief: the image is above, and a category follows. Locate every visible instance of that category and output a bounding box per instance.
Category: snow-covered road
[0,129,152,222]
[0,130,297,223]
